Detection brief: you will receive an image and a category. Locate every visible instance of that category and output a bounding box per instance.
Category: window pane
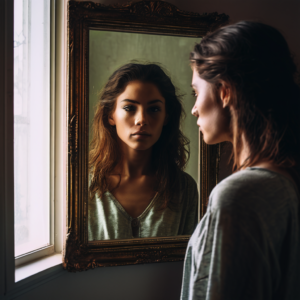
[14,0,51,257]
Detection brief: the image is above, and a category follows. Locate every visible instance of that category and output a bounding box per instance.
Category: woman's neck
[238,135,295,185]
[113,140,153,177]
[238,134,251,168]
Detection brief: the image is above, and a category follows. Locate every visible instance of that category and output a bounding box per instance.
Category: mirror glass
[88,30,201,241]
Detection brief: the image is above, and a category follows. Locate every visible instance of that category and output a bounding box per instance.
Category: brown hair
[191,21,300,172]
[89,63,189,208]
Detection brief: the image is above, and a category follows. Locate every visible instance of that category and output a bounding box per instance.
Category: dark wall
[15,262,184,300]
[170,0,300,66]
[97,0,300,65]
[85,0,300,64]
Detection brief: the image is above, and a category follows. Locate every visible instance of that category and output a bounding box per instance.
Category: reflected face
[109,80,167,151]
[191,68,231,144]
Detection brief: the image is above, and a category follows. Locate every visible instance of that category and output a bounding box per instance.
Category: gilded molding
[65,0,225,272]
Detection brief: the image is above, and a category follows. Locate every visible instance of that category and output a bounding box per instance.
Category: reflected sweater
[181,167,300,300]
[88,171,198,241]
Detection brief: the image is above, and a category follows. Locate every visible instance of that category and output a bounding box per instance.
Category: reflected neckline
[105,191,159,220]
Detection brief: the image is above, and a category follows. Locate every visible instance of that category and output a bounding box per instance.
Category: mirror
[88,30,200,241]
[64,0,228,271]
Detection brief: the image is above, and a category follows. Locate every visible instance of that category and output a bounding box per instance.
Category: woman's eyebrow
[148,100,164,105]
[121,99,139,104]
[121,99,164,104]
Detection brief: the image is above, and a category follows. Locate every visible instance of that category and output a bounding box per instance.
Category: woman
[181,21,300,299]
[88,63,198,241]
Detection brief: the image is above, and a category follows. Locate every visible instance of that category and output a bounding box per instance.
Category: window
[12,0,66,273]
[14,0,51,259]
[1,0,66,296]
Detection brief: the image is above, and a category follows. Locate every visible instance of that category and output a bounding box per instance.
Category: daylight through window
[14,0,51,257]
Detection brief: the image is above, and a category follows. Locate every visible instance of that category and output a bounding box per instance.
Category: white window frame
[0,0,67,297]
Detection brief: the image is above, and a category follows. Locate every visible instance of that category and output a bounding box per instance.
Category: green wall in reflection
[89,30,201,183]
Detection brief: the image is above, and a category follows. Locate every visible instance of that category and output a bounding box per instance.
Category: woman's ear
[108,115,116,126]
[219,82,231,108]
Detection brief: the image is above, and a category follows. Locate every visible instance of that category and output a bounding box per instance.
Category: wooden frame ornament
[64,0,228,272]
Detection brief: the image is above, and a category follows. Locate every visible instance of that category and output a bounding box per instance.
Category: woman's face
[191,68,231,144]
[109,80,167,151]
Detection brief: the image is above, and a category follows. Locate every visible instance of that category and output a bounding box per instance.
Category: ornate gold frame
[64,0,228,272]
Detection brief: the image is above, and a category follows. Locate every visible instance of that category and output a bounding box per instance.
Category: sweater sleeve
[181,168,299,300]
[202,195,273,300]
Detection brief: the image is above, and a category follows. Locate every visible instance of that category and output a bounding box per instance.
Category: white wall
[5,0,300,299]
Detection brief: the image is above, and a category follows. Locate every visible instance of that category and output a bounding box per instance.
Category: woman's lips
[131,132,151,139]
[132,134,151,139]
[197,122,202,132]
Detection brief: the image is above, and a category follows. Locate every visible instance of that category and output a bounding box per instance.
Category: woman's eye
[123,105,135,112]
[191,90,198,97]
[148,106,161,113]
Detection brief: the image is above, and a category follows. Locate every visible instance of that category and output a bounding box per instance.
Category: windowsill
[4,253,65,299]
[15,245,55,267]
[15,253,63,282]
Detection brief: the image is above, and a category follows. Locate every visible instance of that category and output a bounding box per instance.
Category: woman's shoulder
[209,167,299,212]
[178,170,198,190]
[173,171,198,206]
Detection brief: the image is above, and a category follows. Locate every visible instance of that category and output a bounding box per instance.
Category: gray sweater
[181,167,300,300]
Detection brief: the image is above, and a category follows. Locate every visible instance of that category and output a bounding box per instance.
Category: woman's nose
[135,109,148,126]
[191,105,199,117]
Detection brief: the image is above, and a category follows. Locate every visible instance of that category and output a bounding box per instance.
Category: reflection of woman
[88,63,198,241]
[181,22,300,299]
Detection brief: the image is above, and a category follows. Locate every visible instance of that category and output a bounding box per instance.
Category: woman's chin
[204,134,230,145]
[129,143,153,152]
[203,134,221,145]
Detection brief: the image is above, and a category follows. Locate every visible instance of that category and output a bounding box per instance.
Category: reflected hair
[89,63,189,208]
[190,21,300,172]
